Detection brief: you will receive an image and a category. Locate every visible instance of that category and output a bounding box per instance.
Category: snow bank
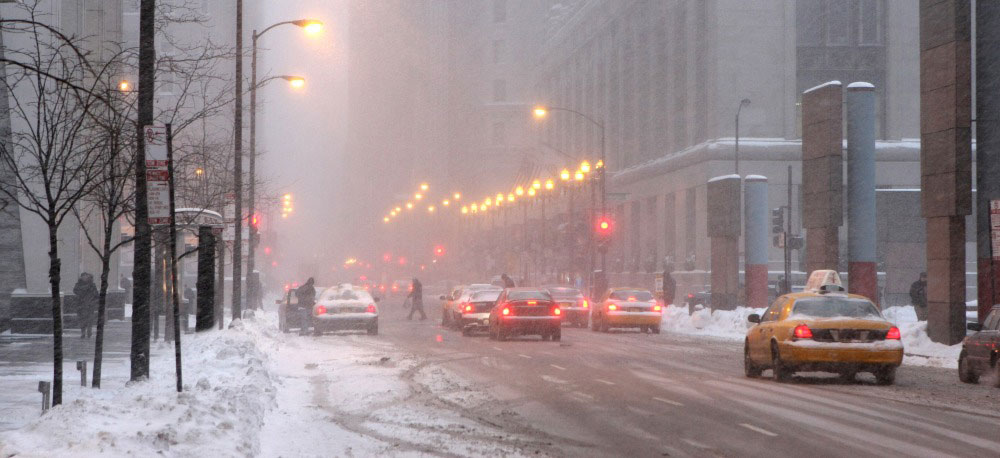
[661,304,763,340]
[882,305,962,369]
[0,317,279,457]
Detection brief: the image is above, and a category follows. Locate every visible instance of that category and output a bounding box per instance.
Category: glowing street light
[406,202,413,210]
[394,206,401,212]
[281,75,306,89]
[292,19,324,35]
[560,168,571,181]
[420,182,429,191]
[515,186,524,196]
[532,179,541,190]
[383,216,389,223]
[507,193,515,203]
[532,106,548,119]
[496,193,504,203]
[545,179,554,190]
[581,160,591,173]
[442,199,450,206]
[194,168,204,176]
[461,206,469,214]
[485,197,492,206]
[527,187,536,197]
[574,170,585,181]
[118,80,131,92]
[453,192,461,200]
[596,159,604,169]
[428,205,435,213]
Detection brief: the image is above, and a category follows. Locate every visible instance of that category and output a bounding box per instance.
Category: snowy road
[353,296,1000,457]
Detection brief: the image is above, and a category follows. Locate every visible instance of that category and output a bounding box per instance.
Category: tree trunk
[92,216,114,388]
[47,224,63,406]
[130,0,155,381]
[231,0,244,321]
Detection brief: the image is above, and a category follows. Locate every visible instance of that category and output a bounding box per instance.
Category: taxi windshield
[790,297,882,319]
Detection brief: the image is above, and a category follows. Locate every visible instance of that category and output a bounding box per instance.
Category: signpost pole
[165,124,183,393]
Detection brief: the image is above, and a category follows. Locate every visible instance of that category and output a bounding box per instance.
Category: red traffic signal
[595,216,614,238]
[433,245,445,257]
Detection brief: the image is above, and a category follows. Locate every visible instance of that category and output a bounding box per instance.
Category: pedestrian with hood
[120,274,132,304]
[909,272,928,321]
[296,277,317,335]
[501,273,516,289]
[407,277,426,320]
[74,273,98,338]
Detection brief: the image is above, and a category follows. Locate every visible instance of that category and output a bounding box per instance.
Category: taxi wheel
[771,343,791,382]
[552,329,561,341]
[367,320,378,335]
[875,366,896,386]
[744,344,762,378]
[650,325,661,334]
[488,325,496,340]
[958,351,978,384]
[461,327,471,337]
[541,332,551,341]
[497,326,509,341]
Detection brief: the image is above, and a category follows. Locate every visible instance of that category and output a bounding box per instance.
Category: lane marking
[653,396,684,406]
[739,423,778,437]
[518,354,532,359]
[492,346,503,351]
[550,364,566,371]
[594,378,616,385]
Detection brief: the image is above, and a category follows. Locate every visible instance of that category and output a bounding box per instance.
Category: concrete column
[976,0,1000,323]
[920,0,971,345]
[707,175,741,311]
[743,176,768,309]
[801,81,844,274]
[846,82,878,303]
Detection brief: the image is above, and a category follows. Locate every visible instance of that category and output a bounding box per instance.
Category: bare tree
[0,8,115,405]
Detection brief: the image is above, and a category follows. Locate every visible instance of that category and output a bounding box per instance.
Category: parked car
[958,306,1000,386]
[488,288,562,341]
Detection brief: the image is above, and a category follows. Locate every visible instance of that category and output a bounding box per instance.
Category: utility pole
[165,124,183,392]
[785,165,792,294]
[130,0,155,382]
[231,0,244,320]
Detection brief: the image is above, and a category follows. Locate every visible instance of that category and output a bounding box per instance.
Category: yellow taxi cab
[744,270,903,384]
[591,287,663,333]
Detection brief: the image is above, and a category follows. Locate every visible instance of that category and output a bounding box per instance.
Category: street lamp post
[734,98,751,175]
[247,18,321,310]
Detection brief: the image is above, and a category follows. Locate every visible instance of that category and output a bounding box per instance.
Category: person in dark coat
[501,273,516,289]
[909,272,928,321]
[407,277,426,320]
[296,278,317,335]
[120,274,132,304]
[74,273,99,338]
[662,270,677,306]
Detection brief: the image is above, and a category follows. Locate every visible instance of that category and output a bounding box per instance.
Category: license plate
[560,302,573,308]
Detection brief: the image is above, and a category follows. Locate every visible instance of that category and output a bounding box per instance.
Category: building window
[493,39,505,64]
[826,0,850,46]
[493,0,507,23]
[492,121,506,145]
[493,79,506,102]
[858,0,882,45]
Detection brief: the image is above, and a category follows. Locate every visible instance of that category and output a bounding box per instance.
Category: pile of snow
[0,317,279,457]
[661,304,763,339]
[661,304,963,368]
[882,305,962,368]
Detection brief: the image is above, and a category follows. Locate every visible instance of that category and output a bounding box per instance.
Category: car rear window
[790,297,882,319]
[508,291,552,301]
[546,287,580,297]
[610,290,653,301]
[471,290,501,302]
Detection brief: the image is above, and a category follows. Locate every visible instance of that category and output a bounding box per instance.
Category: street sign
[144,125,170,225]
[991,200,1000,261]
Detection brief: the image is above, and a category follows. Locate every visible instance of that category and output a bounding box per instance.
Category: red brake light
[392,285,398,291]
[581,299,589,308]
[464,304,473,312]
[653,304,662,312]
[793,324,813,339]
[608,304,618,311]
[316,305,327,315]
[527,300,537,305]
[687,294,694,299]
[886,326,901,340]
[553,307,561,316]
[502,307,510,316]
[366,304,376,314]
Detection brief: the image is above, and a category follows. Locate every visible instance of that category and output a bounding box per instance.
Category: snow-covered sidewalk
[659,304,962,368]
[0,313,539,457]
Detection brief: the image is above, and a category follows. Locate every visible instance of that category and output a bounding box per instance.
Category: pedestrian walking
[296,278,317,335]
[909,272,928,321]
[501,273,516,289]
[407,277,426,320]
[120,274,132,304]
[73,273,98,338]
[662,270,677,306]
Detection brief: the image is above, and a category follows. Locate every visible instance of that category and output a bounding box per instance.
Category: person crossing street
[407,277,426,320]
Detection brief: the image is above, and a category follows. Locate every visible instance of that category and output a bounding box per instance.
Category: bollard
[38,381,51,413]
[76,360,88,387]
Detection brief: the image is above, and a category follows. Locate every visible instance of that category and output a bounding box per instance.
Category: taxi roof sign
[804,270,843,293]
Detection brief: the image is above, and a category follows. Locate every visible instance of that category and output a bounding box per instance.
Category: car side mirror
[747,313,761,324]
[967,322,982,332]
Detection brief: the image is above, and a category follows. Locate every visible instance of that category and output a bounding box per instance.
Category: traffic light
[433,245,445,257]
[771,207,784,234]
[595,216,614,244]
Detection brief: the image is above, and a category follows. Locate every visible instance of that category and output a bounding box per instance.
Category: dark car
[488,288,562,341]
[544,285,589,328]
[958,307,1000,386]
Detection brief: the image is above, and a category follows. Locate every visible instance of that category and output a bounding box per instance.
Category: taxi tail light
[886,326,901,340]
[653,304,662,312]
[579,299,589,309]
[464,304,473,313]
[316,305,327,315]
[793,324,813,339]
[553,307,561,316]
[608,304,618,311]
[366,304,376,314]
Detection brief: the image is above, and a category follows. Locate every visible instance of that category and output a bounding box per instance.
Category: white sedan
[312,284,380,335]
